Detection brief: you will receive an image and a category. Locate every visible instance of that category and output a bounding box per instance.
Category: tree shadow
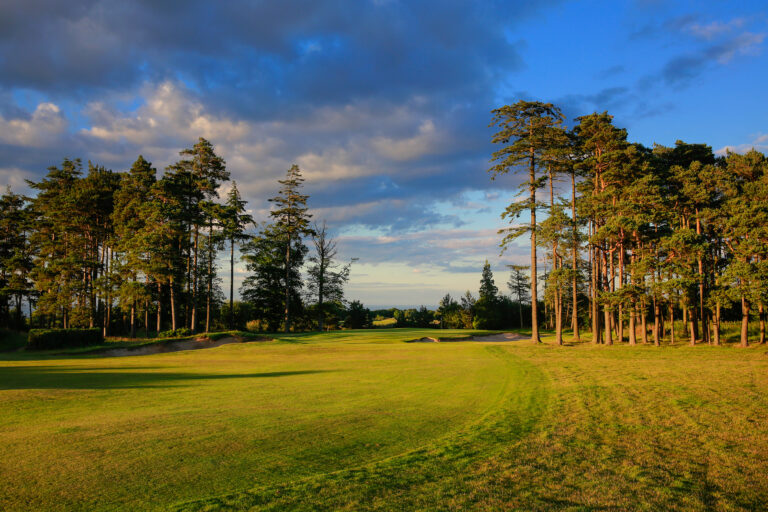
[0,366,336,390]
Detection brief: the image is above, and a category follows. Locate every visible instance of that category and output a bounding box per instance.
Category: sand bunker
[407,333,525,343]
[99,336,246,357]
[470,332,526,342]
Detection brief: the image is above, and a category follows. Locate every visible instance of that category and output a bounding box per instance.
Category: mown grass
[1,328,767,510]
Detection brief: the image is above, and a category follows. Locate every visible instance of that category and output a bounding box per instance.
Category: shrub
[158,328,191,338]
[27,328,104,350]
[245,319,262,332]
[0,329,28,352]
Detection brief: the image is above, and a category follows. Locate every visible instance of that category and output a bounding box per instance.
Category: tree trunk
[318,273,325,332]
[170,276,177,331]
[285,234,291,333]
[205,221,213,333]
[229,239,235,330]
[104,246,111,337]
[591,231,601,344]
[696,215,708,344]
[570,169,580,342]
[529,145,540,343]
[617,248,624,343]
[759,302,766,344]
[669,304,675,345]
[740,295,749,347]
[191,225,199,333]
[555,255,563,346]
[602,249,612,345]
[653,299,660,347]
[130,301,136,339]
[713,300,721,346]
[688,307,696,346]
[156,281,162,333]
[641,305,648,344]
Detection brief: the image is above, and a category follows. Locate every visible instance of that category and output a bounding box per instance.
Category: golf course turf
[2,329,768,510]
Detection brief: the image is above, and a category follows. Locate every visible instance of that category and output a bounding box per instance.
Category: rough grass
[1,328,767,511]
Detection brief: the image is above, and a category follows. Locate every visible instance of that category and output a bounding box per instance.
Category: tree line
[489,101,768,347]
[0,138,353,336]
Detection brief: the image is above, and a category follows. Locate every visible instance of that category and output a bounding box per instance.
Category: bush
[0,329,28,352]
[245,319,262,332]
[158,328,191,338]
[27,328,104,350]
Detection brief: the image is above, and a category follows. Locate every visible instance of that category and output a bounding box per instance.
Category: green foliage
[27,328,104,350]
[0,329,27,352]
[157,328,192,338]
[344,300,371,329]
[372,317,398,328]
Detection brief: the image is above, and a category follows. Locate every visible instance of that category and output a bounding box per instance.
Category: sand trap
[407,333,525,343]
[410,337,440,343]
[470,332,526,342]
[99,336,246,357]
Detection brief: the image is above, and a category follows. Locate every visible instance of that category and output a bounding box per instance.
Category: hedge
[27,328,104,350]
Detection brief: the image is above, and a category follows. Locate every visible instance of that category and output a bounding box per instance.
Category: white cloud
[0,103,67,147]
[82,81,251,145]
[715,133,768,155]
[371,119,442,161]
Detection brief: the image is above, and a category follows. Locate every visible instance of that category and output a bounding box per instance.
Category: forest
[488,100,768,347]
[0,138,353,337]
[2,102,768,347]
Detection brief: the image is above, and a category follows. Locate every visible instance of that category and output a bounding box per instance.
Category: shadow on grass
[0,367,335,390]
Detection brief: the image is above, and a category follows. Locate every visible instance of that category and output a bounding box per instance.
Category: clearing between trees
[1,329,767,511]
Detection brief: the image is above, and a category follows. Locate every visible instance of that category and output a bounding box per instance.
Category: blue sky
[1,0,766,308]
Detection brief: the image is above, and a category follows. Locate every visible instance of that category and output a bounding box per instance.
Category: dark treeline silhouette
[0,138,353,336]
[489,100,768,347]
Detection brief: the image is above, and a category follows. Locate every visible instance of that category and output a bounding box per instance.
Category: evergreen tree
[489,100,564,342]
[268,164,314,332]
[220,182,253,330]
[0,188,32,328]
[113,156,156,338]
[168,138,229,333]
[507,264,530,329]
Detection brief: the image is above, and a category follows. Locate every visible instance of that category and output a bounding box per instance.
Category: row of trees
[490,101,768,346]
[435,262,531,330]
[0,138,353,335]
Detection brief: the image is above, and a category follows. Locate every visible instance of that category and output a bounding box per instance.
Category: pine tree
[220,182,253,330]
[113,156,156,338]
[0,188,32,328]
[169,138,229,333]
[268,164,314,332]
[489,100,564,343]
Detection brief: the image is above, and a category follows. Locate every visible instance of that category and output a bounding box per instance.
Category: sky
[1,0,767,308]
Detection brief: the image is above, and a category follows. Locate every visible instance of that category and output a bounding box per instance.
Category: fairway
[2,330,768,510]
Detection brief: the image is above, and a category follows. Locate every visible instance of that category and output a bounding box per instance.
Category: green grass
[1,328,768,510]
[372,317,398,328]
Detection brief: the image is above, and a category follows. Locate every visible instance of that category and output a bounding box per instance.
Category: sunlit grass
[1,328,767,510]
